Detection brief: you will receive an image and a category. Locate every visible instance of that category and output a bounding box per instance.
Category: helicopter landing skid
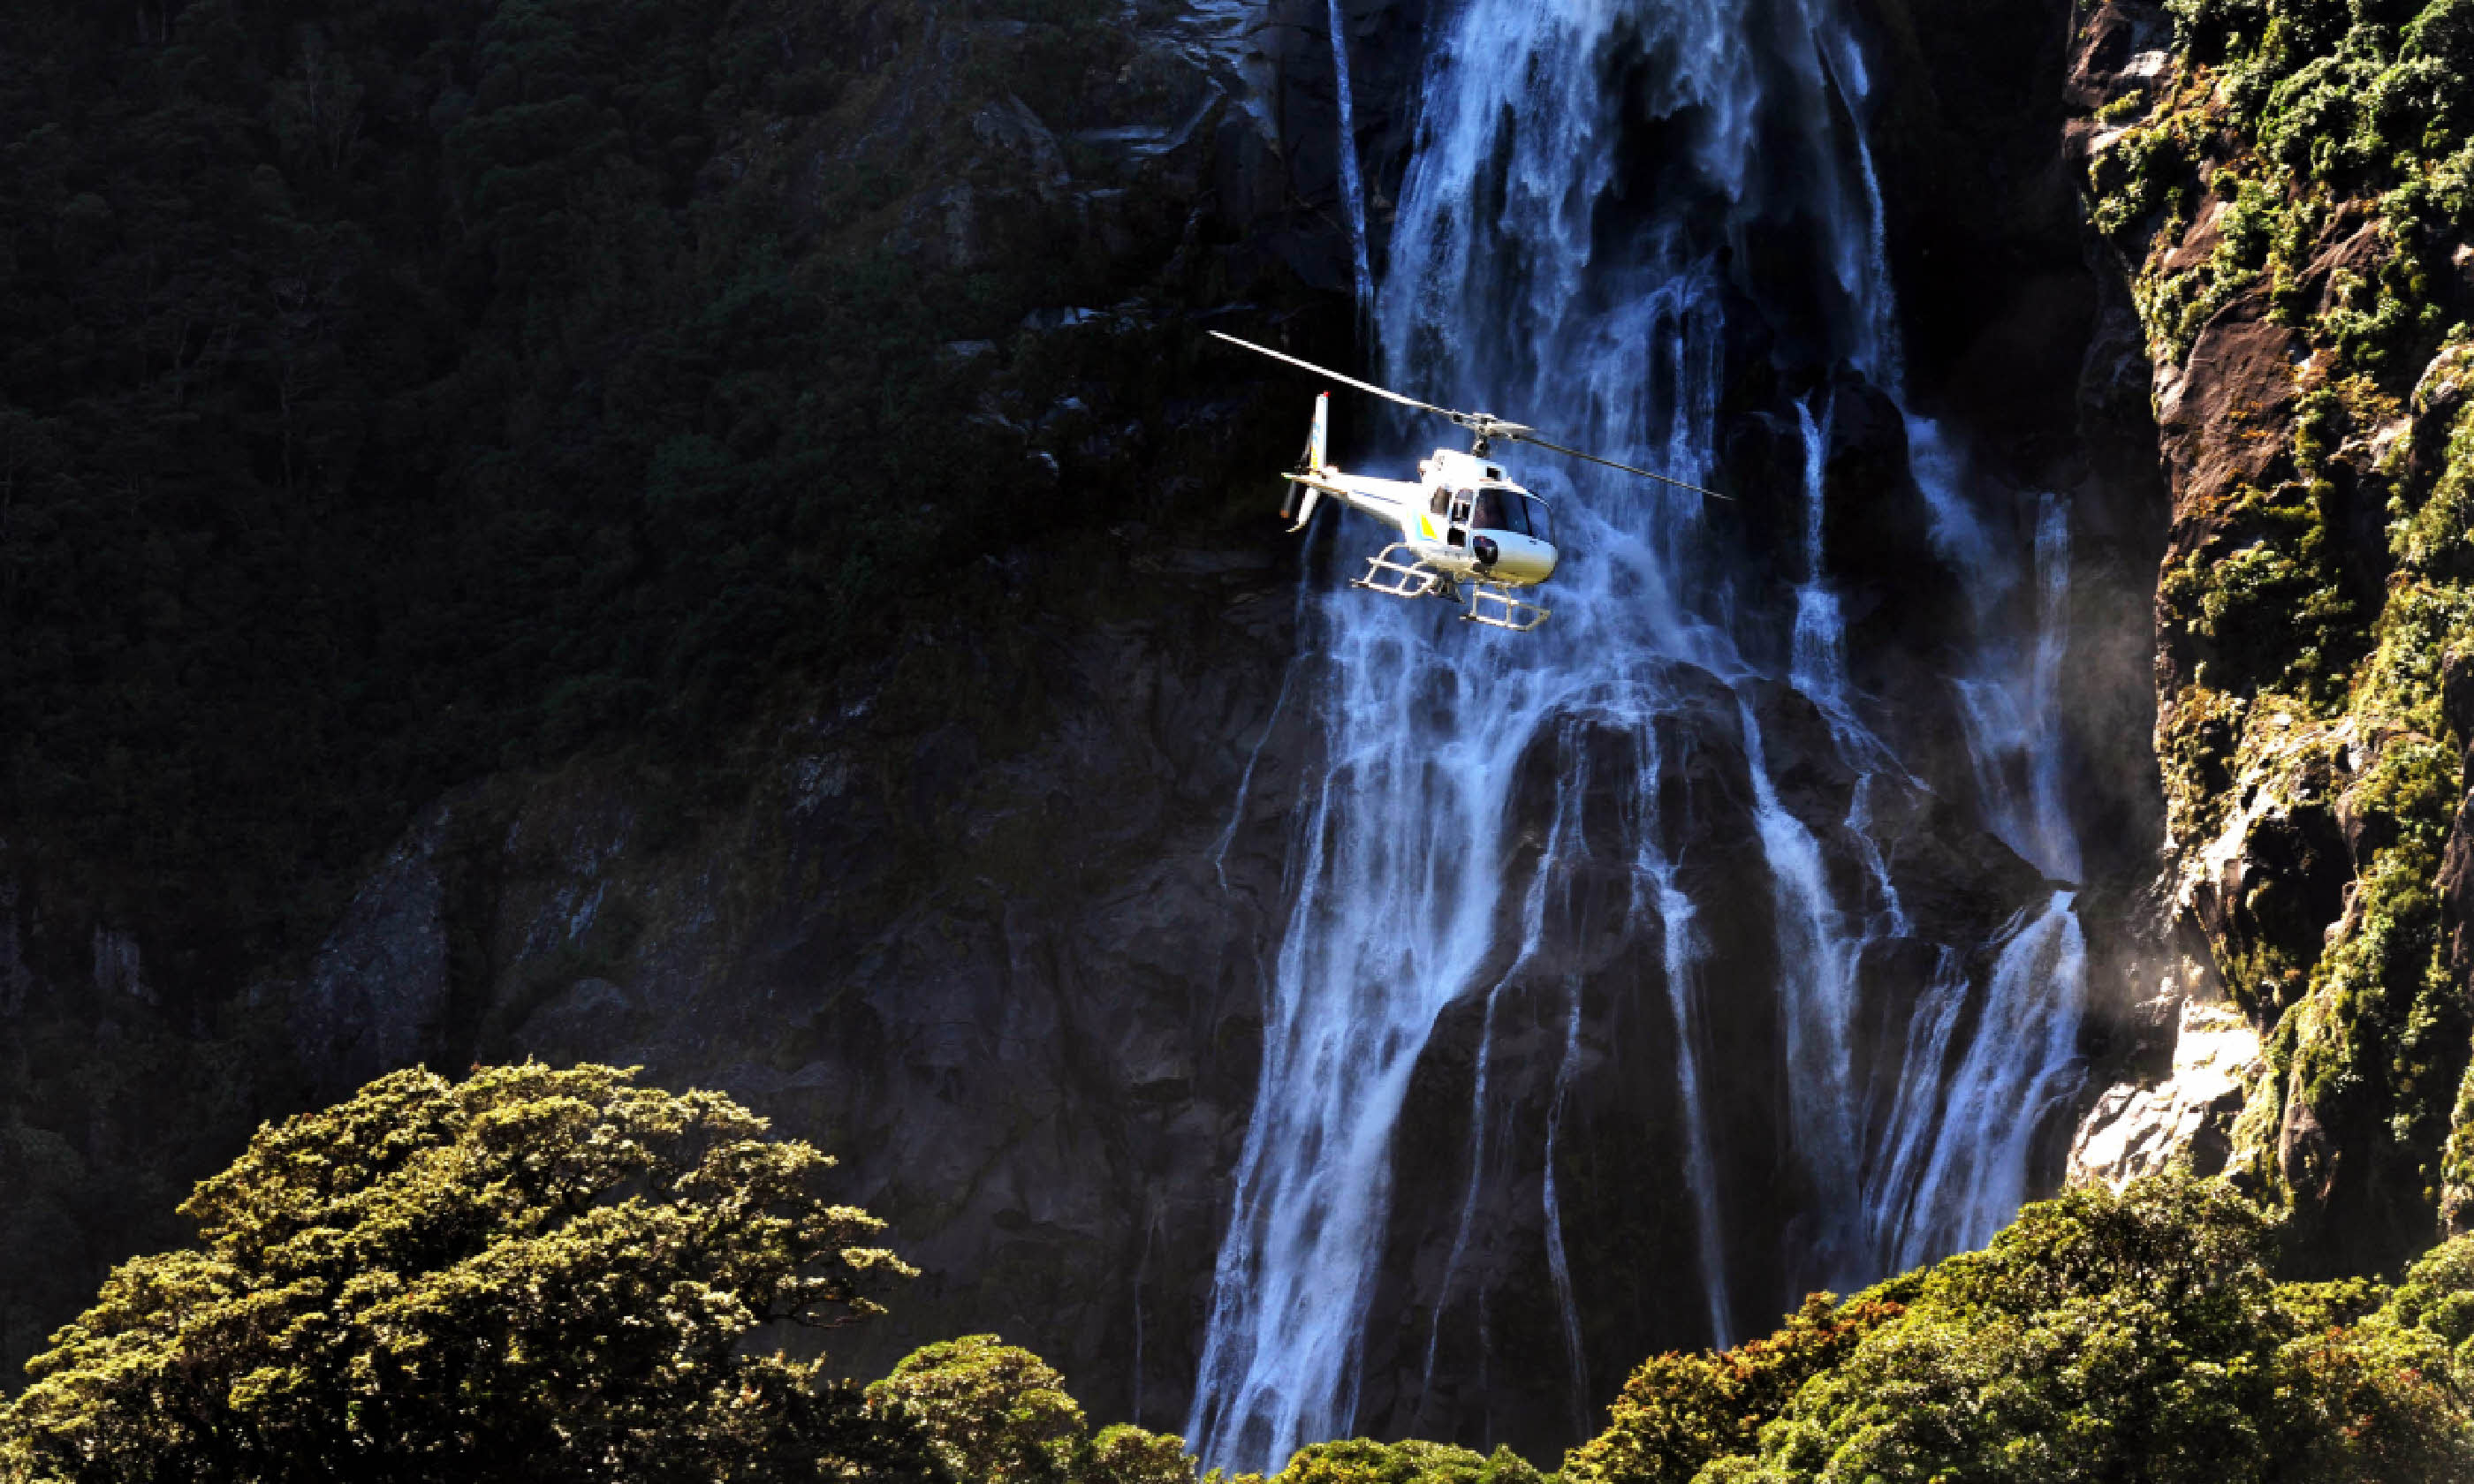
[1352,544,1444,600]
[1463,581,1552,632]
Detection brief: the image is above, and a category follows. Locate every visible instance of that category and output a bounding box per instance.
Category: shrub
[1268,1438,1548,1484]
[864,1335,1206,1484]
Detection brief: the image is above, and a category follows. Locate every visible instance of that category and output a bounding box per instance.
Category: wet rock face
[1874,0,2097,445]
[2069,1001,2262,1188]
[1355,669,2055,1462]
[272,0,2154,1458]
[4,0,2174,1455]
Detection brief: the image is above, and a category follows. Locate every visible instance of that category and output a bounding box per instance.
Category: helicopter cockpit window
[1522,495,1552,546]
[1472,488,1529,537]
[1431,489,1449,516]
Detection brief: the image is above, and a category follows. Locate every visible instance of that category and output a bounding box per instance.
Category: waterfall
[1325,0,1375,307]
[1189,0,2089,1469]
[1736,693,1867,1280]
[1886,894,2089,1267]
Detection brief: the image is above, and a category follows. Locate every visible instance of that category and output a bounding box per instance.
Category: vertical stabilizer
[1282,394,1331,532]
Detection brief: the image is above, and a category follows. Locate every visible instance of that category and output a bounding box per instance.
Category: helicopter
[1210,330,1725,632]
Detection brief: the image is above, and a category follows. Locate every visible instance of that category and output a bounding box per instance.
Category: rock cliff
[2066,0,2474,1273]
[0,0,1361,1392]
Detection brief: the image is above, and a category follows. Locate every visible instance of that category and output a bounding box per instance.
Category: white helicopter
[1210,330,1725,632]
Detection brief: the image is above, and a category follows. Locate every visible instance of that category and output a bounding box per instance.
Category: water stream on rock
[1325,0,1375,306]
[1188,0,2087,1470]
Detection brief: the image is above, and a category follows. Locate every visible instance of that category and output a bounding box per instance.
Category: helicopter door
[1446,489,1473,548]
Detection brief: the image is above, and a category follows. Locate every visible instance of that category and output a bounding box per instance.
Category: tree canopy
[0,1063,936,1481]
[23,1064,2474,1483]
[1259,1438,1549,1484]
[1564,1174,2474,1484]
[865,1335,1200,1484]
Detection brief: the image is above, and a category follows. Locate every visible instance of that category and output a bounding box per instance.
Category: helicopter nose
[1490,535,1554,584]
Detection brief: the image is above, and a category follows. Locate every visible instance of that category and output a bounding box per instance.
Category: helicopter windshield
[1472,488,1526,536]
[1472,488,1552,543]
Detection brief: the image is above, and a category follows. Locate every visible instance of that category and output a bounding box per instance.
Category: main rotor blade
[1514,433,1734,502]
[1208,330,1460,421]
[1210,329,1732,502]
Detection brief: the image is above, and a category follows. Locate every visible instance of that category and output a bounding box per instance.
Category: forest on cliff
[2085,0,2474,1265]
[0,0,1170,980]
[0,0,1307,1376]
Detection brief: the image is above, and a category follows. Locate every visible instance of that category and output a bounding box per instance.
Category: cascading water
[1324,0,1375,306]
[1189,0,2089,1469]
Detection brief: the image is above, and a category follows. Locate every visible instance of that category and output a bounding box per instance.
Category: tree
[1568,1174,2474,1484]
[0,1063,937,1482]
[1559,1287,1910,1484]
[869,1336,1088,1482]
[1740,1175,2318,1483]
[864,1334,1203,1484]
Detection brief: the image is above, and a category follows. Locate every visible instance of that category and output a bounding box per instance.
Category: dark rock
[1814,369,1966,662]
[2441,785,2474,996]
[2189,796,2351,1004]
[429,536,1311,1427]
[973,94,1070,190]
[2278,1083,2341,1208]
[2440,648,2474,997]
[2068,1002,2259,1188]
[2065,0,2170,111]
[286,804,453,1100]
[2155,302,2304,514]
[1355,658,2053,1459]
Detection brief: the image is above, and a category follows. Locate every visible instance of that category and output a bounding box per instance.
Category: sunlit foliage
[1565,1175,2474,1483]
[0,1064,934,1480]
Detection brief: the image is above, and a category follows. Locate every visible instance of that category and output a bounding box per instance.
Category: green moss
[2441,1055,2474,1215]
[2276,730,2463,1187]
[2096,90,2152,125]
[2231,1005,2303,1188]
[2398,394,2474,574]
[2094,0,2474,1244]
[2159,684,2250,846]
[2091,116,2204,243]
[2159,474,2359,700]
